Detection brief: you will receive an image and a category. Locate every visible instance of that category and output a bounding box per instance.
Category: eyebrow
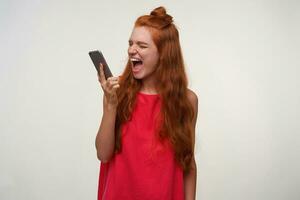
[128,40,149,45]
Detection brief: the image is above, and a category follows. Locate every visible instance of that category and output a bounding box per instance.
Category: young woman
[95,6,198,200]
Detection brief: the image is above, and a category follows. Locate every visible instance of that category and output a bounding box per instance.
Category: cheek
[146,50,159,63]
[145,56,158,69]
[151,53,159,67]
[142,49,159,68]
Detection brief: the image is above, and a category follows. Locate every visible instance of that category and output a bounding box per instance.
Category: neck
[140,76,157,94]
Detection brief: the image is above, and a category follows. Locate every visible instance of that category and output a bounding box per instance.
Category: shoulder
[187,89,198,109]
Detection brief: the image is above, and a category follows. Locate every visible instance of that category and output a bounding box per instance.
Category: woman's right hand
[97,63,120,107]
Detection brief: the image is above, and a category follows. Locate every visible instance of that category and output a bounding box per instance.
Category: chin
[132,74,143,80]
[132,70,145,79]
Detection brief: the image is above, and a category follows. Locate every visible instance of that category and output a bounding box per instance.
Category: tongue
[133,63,142,73]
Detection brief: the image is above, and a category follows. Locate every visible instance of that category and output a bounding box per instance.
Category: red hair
[114,6,194,173]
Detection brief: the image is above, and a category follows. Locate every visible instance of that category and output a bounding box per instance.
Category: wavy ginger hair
[114,7,194,173]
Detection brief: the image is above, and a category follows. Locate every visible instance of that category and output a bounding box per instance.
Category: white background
[1,0,299,199]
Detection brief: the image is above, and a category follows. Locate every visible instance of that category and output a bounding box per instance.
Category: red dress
[98,92,184,200]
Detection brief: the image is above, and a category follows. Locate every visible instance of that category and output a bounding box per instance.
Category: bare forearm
[184,164,197,200]
[95,98,117,162]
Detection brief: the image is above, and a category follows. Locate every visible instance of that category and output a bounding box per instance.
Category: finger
[107,76,119,82]
[112,84,120,89]
[108,84,120,91]
[106,78,119,86]
[106,81,119,90]
[98,63,106,83]
[108,80,119,85]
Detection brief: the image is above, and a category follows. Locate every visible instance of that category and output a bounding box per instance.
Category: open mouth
[131,58,143,67]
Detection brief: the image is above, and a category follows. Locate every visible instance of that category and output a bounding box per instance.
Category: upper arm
[187,89,198,169]
[187,89,198,148]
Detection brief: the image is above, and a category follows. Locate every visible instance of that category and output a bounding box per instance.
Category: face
[128,26,159,81]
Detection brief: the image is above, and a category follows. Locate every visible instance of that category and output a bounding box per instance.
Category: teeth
[130,58,141,62]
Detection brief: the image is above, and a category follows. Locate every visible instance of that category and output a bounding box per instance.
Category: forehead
[129,26,154,44]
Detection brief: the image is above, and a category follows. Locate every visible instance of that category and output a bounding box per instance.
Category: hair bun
[150,6,173,26]
[150,6,167,17]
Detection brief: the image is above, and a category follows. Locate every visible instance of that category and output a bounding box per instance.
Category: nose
[128,45,137,56]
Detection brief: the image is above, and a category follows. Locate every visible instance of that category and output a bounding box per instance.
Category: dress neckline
[138,91,159,97]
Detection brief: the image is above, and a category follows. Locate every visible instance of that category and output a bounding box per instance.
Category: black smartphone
[88,50,113,79]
